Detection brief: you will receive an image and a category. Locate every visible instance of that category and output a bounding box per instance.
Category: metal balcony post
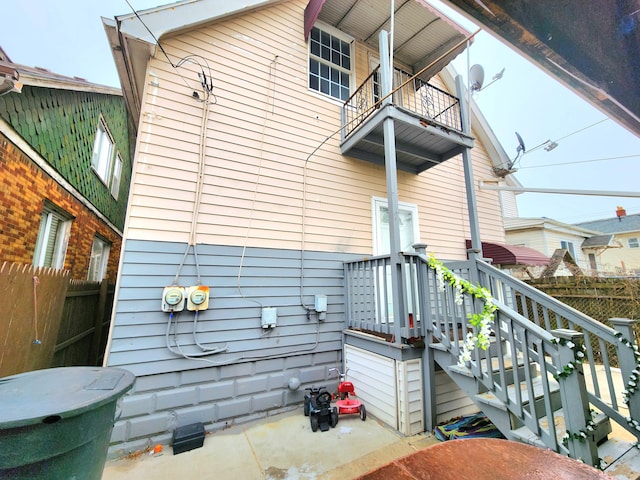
[455,74,481,284]
[379,30,404,345]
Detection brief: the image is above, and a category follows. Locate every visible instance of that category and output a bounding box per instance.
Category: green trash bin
[0,366,135,480]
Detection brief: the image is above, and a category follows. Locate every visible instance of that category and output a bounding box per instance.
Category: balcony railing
[342,66,463,139]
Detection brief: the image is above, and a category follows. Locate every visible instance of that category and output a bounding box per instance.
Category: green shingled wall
[0,86,132,230]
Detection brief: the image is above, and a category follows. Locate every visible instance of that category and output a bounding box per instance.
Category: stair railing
[475,259,640,439]
[415,254,598,464]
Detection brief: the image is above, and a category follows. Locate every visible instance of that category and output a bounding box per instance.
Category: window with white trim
[628,237,639,248]
[560,240,576,258]
[91,118,121,198]
[87,236,111,281]
[33,203,73,269]
[110,154,123,199]
[308,25,352,101]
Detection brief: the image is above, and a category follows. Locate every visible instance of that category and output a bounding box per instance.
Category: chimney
[616,206,626,221]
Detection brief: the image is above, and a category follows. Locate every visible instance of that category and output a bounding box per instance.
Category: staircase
[344,253,640,477]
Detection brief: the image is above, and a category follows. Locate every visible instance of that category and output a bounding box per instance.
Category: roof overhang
[467,240,549,267]
[581,234,619,250]
[103,0,280,129]
[444,0,640,138]
[104,0,471,129]
[315,0,470,83]
[0,63,21,96]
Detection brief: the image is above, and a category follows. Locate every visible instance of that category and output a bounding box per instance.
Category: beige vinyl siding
[599,232,640,274]
[125,0,505,260]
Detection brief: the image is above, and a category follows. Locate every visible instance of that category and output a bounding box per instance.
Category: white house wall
[106,0,508,453]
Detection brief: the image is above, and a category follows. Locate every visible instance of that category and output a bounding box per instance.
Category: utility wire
[518,153,640,169]
[124,0,215,101]
[525,118,610,155]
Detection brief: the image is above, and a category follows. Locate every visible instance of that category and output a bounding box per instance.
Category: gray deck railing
[341,66,463,139]
[475,259,640,439]
[422,262,599,463]
[344,253,640,461]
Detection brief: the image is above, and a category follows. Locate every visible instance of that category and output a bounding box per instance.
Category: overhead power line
[518,153,640,169]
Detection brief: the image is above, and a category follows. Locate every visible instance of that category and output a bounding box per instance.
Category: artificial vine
[613,330,640,405]
[561,411,606,470]
[550,337,586,380]
[427,254,497,366]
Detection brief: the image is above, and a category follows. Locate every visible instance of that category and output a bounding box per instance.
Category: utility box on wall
[261,307,277,329]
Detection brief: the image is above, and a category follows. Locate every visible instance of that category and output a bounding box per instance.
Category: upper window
[111,154,123,200]
[308,25,352,101]
[33,202,73,269]
[560,240,576,258]
[87,236,111,281]
[628,237,639,249]
[91,119,121,198]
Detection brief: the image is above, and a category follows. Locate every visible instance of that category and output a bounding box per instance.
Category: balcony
[341,66,474,174]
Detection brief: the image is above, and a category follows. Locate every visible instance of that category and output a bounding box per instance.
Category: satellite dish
[469,64,485,92]
[515,131,526,154]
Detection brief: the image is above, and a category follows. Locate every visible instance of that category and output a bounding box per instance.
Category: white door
[372,198,420,322]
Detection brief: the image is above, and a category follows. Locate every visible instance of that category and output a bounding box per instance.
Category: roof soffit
[443,0,640,138]
[317,0,471,81]
[106,0,472,127]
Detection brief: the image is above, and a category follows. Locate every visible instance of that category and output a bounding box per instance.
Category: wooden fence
[0,262,115,377]
[52,279,115,368]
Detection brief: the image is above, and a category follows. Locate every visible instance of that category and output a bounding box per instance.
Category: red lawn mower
[330,367,366,421]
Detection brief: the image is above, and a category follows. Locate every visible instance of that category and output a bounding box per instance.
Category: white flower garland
[427,254,497,367]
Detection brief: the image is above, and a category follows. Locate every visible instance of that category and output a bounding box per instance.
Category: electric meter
[187,285,210,311]
[162,286,185,312]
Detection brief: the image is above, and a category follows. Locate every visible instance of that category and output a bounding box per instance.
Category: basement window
[308,24,352,101]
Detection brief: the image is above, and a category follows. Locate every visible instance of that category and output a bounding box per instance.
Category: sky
[1,0,639,224]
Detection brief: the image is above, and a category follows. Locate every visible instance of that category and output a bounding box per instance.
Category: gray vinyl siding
[108,239,354,376]
[107,239,356,452]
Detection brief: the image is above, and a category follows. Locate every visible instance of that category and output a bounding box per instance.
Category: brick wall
[0,132,122,281]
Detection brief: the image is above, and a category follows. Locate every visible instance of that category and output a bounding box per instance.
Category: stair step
[599,437,640,478]
[474,375,560,408]
[511,410,611,448]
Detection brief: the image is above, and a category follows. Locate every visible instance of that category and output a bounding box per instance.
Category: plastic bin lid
[0,367,135,429]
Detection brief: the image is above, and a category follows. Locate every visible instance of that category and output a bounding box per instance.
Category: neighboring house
[504,217,614,276]
[575,209,640,276]
[0,47,134,282]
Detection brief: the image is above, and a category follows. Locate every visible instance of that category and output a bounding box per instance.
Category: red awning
[304,0,326,40]
[466,241,549,267]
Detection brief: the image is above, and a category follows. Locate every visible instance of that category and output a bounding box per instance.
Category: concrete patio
[101,405,640,479]
[102,408,440,480]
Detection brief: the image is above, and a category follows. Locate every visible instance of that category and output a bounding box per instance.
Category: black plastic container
[172,422,205,454]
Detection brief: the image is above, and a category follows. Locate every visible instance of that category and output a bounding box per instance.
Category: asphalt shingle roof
[575,213,640,234]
